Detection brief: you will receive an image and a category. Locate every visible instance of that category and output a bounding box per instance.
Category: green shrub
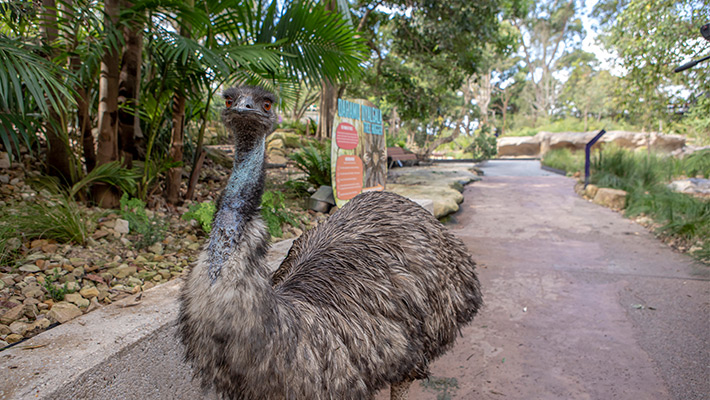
[290,140,332,186]
[43,272,71,301]
[675,149,710,179]
[181,193,300,239]
[119,194,166,248]
[260,191,299,238]
[182,201,217,234]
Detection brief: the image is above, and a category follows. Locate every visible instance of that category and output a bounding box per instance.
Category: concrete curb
[0,239,295,400]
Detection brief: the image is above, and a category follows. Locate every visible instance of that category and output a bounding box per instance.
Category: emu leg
[390,380,412,400]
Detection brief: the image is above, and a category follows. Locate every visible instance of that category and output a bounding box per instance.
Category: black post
[585,129,606,189]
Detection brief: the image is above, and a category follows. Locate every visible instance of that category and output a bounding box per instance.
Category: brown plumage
[178,86,482,400]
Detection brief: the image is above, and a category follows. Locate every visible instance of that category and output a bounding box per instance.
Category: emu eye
[225,99,233,108]
[263,101,272,111]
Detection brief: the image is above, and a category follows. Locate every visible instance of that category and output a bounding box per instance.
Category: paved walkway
[386,160,709,400]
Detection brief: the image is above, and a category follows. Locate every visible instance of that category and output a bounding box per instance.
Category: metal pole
[585,129,606,189]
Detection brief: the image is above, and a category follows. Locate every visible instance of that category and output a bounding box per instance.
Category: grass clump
[541,148,584,175]
[0,194,90,249]
[590,147,709,263]
[119,194,166,248]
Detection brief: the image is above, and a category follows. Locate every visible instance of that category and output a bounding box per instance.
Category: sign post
[331,98,386,207]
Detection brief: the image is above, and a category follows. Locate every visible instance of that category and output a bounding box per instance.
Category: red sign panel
[334,155,363,200]
[335,122,358,150]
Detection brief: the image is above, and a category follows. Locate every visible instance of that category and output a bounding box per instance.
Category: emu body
[178,86,482,400]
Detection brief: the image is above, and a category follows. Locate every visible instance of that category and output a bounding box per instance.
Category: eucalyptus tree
[511,0,584,124]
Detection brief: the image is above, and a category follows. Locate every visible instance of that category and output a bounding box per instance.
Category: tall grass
[541,148,584,175]
[590,147,709,263]
[0,195,91,249]
[541,147,709,263]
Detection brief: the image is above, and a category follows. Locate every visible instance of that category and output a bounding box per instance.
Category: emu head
[221,86,278,143]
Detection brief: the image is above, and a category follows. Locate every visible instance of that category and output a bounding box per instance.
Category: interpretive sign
[331,98,386,207]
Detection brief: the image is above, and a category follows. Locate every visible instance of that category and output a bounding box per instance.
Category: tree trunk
[317,82,337,140]
[164,0,193,205]
[94,0,121,208]
[117,0,142,169]
[165,93,186,204]
[41,0,74,183]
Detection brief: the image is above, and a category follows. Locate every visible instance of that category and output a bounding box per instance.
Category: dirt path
[380,160,710,400]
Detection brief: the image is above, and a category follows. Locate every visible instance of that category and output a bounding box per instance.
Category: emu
[178,86,482,400]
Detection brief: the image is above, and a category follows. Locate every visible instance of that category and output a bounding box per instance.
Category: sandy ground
[378,160,709,400]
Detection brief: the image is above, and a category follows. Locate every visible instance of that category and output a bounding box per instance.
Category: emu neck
[207,135,266,282]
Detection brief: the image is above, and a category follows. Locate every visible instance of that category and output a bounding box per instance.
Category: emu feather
[178,86,482,400]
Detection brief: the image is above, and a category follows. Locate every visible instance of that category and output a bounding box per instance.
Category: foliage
[589,146,709,262]
[0,194,90,246]
[260,190,299,238]
[466,128,498,160]
[541,148,584,175]
[181,193,299,238]
[597,0,710,130]
[119,194,166,248]
[675,149,710,179]
[289,140,332,187]
[182,201,217,234]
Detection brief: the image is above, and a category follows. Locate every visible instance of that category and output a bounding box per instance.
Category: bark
[93,0,121,208]
[41,0,74,182]
[165,92,186,204]
[117,1,143,169]
[317,82,338,140]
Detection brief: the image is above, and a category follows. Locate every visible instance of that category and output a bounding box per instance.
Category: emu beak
[235,95,259,114]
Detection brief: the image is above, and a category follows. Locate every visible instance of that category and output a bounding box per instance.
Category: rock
[5,333,22,344]
[115,265,137,279]
[86,297,102,312]
[114,218,130,234]
[65,293,90,308]
[158,269,171,279]
[0,324,11,335]
[497,136,540,157]
[1,304,25,324]
[388,168,478,190]
[668,178,710,195]
[79,286,100,299]
[148,242,164,255]
[0,152,11,169]
[593,188,627,210]
[9,321,29,336]
[21,283,44,299]
[19,264,41,273]
[28,317,50,333]
[65,281,80,292]
[47,302,83,323]
[386,184,463,218]
[585,184,599,198]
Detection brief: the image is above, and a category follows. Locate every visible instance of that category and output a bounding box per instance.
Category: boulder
[497,136,540,157]
[386,184,463,219]
[593,188,627,210]
[584,184,599,199]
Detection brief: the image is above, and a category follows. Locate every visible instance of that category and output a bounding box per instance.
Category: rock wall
[497,131,687,158]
